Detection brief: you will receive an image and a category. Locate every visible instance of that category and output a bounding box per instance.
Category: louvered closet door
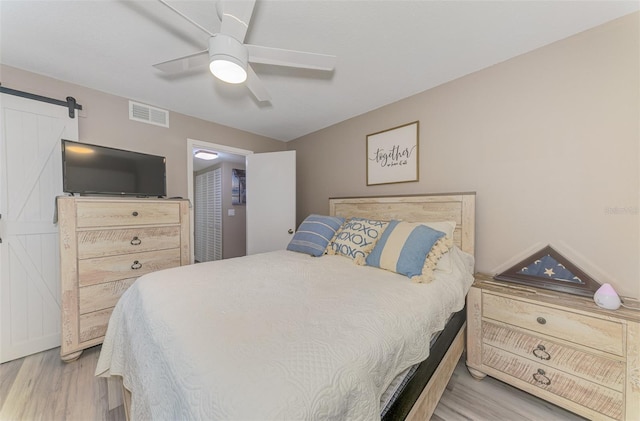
[0,94,79,362]
[211,168,222,261]
[195,173,206,263]
[194,168,222,262]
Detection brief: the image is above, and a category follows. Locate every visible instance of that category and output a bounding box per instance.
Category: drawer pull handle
[536,317,546,325]
[532,344,551,360]
[533,368,551,386]
[130,236,142,246]
[132,211,139,217]
[131,260,142,270]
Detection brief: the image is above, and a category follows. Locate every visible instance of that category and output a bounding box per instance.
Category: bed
[96,192,476,420]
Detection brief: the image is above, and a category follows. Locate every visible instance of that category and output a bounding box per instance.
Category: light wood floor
[1,347,584,420]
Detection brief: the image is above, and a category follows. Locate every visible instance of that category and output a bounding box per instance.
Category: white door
[246,151,296,254]
[0,94,79,363]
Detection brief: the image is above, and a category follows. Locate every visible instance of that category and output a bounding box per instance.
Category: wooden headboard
[329,192,476,256]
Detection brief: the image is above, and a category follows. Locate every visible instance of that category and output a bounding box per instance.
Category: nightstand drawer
[483,321,624,391]
[483,344,623,420]
[77,226,181,259]
[76,201,180,227]
[78,248,181,287]
[483,293,624,356]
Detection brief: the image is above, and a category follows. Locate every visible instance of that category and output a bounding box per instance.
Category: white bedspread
[96,248,474,420]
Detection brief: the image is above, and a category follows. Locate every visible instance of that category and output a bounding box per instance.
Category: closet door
[0,94,79,362]
[210,168,222,261]
[194,173,206,263]
[194,168,222,262]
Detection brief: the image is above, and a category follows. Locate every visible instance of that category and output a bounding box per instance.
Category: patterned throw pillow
[327,217,389,264]
[287,214,346,257]
[366,220,449,283]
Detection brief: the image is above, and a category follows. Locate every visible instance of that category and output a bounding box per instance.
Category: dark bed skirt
[382,305,466,421]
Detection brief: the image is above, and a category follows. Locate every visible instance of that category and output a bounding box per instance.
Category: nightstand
[466,274,640,421]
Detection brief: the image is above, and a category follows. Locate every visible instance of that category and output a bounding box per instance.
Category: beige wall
[0,65,286,199]
[221,162,247,259]
[288,13,640,298]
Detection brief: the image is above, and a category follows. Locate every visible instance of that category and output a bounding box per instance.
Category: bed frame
[328,193,475,256]
[115,192,476,420]
[329,192,476,420]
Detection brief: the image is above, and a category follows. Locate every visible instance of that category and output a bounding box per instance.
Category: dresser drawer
[483,293,624,356]
[483,344,623,420]
[77,226,181,259]
[78,248,181,287]
[483,321,624,391]
[79,277,137,314]
[76,201,180,228]
[79,308,112,343]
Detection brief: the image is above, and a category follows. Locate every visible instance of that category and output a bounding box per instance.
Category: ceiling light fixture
[194,150,219,160]
[208,33,248,84]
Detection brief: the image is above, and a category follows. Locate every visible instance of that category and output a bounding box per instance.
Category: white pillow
[418,221,456,273]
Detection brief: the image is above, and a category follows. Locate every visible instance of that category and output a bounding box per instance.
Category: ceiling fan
[153,0,337,102]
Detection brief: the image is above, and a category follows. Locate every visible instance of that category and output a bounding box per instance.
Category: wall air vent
[128,101,169,128]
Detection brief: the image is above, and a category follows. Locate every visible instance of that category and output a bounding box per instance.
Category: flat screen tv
[62,139,166,197]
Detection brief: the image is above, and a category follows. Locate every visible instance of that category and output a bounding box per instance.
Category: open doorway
[187,139,253,263]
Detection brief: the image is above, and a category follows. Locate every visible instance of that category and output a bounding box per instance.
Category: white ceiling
[1,1,638,142]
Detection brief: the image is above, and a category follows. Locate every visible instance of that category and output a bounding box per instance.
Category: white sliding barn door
[0,94,79,362]
[246,151,296,254]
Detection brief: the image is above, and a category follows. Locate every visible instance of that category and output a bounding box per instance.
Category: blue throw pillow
[366,220,446,280]
[287,214,345,257]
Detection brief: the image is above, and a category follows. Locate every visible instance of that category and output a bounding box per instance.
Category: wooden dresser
[467,274,640,421]
[57,197,190,362]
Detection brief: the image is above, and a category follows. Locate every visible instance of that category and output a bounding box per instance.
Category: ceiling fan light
[209,33,248,84]
[194,150,219,160]
[210,57,247,84]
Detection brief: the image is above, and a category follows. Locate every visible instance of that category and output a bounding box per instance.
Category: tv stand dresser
[57,196,190,362]
[467,274,640,421]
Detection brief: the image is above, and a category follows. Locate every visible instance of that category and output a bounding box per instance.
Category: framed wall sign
[366,121,419,185]
[232,168,246,205]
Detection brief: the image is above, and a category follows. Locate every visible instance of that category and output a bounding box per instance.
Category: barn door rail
[0,85,82,118]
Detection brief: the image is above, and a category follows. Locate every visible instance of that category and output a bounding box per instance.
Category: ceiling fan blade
[157,0,215,37]
[153,50,209,73]
[246,45,337,71]
[246,65,271,102]
[220,0,256,43]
